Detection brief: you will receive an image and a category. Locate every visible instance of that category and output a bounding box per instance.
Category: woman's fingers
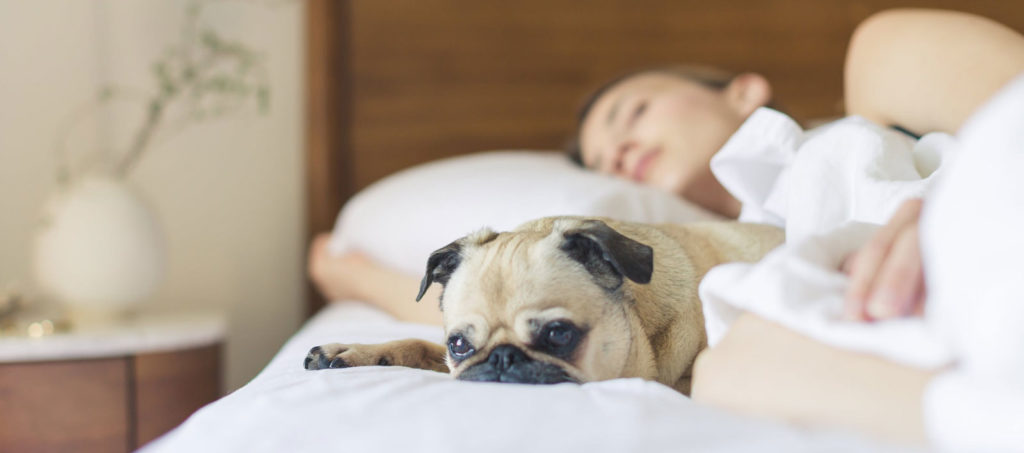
[843,224,903,319]
[865,225,925,319]
[843,199,923,320]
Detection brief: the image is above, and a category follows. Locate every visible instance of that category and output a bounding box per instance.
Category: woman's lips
[631,148,661,182]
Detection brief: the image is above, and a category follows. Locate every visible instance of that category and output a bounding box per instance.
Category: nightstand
[0,311,225,452]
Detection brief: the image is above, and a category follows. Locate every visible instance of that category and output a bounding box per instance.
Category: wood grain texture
[305,0,1024,316]
[0,358,131,453]
[133,344,222,448]
[0,344,222,452]
[306,0,351,236]
[306,0,351,316]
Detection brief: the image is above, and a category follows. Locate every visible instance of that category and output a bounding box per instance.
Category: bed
[144,1,1024,451]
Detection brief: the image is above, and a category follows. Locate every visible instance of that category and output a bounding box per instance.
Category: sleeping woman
[309,8,1024,449]
[690,8,1024,450]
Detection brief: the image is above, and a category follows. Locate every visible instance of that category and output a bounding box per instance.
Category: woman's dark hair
[565,65,756,166]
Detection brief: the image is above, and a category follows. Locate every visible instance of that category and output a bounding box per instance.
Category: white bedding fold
[700,223,952,368]
[918,73,1024,451]
[703,106,955,368]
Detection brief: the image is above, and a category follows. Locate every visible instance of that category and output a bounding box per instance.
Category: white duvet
[143,302,917,453]
[702,74,1024,451]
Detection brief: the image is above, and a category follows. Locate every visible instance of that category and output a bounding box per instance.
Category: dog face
[416,218,654,385]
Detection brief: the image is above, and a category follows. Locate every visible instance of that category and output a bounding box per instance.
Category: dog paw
[304,343,392,370]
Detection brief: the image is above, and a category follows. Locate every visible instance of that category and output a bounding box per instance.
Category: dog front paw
[304,343,391,370]
[304,343,348,370]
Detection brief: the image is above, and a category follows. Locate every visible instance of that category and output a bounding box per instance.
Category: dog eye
[542,322,577,348]
[447,334,475,358]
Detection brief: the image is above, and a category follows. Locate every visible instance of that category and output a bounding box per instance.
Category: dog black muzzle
[456,344,577,384]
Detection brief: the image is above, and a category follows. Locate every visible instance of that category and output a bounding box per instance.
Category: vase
[32,175,165,323]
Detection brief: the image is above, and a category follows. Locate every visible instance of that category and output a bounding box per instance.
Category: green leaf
[153,61,168,78]
[208,76,231,91]
[257,86,270,113]
[98,86,115,101]
[186,1,200,20]
[153,61,177,96]
[201,30,221,51]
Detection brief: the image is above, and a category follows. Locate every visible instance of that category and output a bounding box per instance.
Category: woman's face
[579,72,767,216]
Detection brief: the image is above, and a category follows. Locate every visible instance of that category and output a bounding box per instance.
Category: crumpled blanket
[701,74,1024,451]
[700,222,951,368]
[701,106,955,367]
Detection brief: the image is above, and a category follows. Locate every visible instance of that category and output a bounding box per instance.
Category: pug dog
[305,217,782,395]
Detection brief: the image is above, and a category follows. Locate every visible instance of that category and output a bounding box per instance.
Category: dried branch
[55,0,286,184]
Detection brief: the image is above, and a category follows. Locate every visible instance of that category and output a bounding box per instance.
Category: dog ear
[559,220,653,290]
[416,241,463,302]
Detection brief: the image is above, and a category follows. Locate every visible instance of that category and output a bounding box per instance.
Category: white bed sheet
[142,302,923,453]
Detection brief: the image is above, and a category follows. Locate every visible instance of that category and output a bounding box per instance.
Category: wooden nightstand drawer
[0,343,221,453]
[135,344,221,446]
[0,357,130,452]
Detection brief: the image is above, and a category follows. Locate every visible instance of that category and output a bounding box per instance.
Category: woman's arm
[692,200,936,442]
[692,314,936,444]
[845,8,1024,135]
[308,233,443,325]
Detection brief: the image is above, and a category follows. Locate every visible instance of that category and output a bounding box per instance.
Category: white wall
[0,0,306,391]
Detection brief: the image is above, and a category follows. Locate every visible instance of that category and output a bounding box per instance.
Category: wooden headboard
[304,0,1024,316]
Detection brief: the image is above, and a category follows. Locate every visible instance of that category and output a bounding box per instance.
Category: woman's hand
[842,199,926,321]
[307,233,372,302]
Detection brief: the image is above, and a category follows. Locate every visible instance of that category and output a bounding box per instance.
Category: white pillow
[329,151,720,276]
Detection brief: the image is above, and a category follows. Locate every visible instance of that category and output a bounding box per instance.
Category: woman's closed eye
[628,100,648,127]
[584,98,647,172]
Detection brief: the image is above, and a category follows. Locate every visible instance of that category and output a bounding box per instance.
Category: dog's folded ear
[416,241,463,302]
[560,220,654,291]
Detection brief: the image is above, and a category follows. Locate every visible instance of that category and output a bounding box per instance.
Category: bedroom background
[0,0,304,391]
[3,1,1024,451]
[3,0,1023,404]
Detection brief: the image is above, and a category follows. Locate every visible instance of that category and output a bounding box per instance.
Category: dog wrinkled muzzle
[456,344,578,384]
